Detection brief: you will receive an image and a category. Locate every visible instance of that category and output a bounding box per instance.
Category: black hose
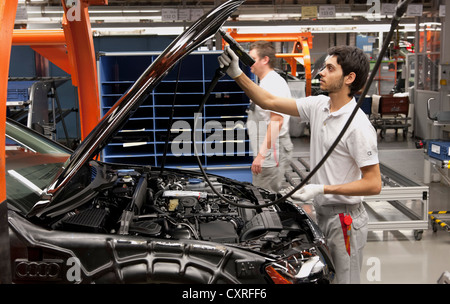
[193,0,412,208]
[160,61,183,176]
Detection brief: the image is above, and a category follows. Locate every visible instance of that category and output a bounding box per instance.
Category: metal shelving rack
[97,51,254,180]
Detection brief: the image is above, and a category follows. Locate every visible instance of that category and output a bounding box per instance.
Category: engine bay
[50,161,314,255]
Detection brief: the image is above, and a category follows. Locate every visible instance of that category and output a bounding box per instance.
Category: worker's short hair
[249,41,277,69]
[328,45,369,97]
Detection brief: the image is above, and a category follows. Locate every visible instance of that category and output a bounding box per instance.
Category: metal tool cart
[371,95,411,138]
[286,154,429,240]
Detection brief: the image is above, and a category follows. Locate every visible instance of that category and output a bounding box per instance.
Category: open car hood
[41,0,245,205]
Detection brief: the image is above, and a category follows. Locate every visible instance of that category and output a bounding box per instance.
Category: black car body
[5,0,334,284]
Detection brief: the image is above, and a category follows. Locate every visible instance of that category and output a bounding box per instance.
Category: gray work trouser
[252,143,292,193]
[252,165,281,193]
[313,202,369,284]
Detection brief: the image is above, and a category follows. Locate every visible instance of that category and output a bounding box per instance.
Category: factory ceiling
[15,0,444,35]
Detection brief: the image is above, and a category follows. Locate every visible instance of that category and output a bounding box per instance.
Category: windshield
[5,120,71,214]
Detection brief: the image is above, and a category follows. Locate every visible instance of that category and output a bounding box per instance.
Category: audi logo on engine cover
[15,259,63,281]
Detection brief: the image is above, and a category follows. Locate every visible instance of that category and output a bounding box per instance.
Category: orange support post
[225,30,313,96]
[0,0,18,284]
[0,0,17,203]
[61,0,108,139]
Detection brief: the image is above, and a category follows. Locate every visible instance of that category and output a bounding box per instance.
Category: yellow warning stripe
[429,215,450,231]
[430,216,447,227]
[428,211,450,215]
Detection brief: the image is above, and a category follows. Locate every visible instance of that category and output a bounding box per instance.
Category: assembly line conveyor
[286,154,429,240]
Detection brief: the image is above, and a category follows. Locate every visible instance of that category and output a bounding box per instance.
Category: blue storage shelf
[7,81,34,102]
[97,51,253,173]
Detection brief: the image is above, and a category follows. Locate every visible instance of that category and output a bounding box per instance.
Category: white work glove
[217,46,243,79]
[297,184,324,202]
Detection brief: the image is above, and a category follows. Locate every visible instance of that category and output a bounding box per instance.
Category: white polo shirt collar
[322,97,356,117]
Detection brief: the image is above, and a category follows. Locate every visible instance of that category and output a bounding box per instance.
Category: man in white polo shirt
[218,45,381,284]
[246,41,293,193]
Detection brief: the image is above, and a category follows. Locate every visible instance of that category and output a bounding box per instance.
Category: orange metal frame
[224,29,313,96]
[0,0,18,206]
[10,0,107,140]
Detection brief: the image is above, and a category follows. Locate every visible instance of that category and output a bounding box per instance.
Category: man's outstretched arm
[218,47,299,116]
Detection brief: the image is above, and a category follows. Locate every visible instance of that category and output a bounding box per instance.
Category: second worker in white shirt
[246,41,293,193]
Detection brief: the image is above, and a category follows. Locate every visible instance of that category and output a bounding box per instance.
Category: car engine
[50,161,318,256]
[8,159,334,284]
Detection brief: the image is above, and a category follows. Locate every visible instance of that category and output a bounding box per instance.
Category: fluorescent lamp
[92,27,185,36]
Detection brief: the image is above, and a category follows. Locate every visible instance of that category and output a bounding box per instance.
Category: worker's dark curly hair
[328,45,369,97]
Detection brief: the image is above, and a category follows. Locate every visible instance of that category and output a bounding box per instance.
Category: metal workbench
[364,164,429,240]
[286,155,429,240]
